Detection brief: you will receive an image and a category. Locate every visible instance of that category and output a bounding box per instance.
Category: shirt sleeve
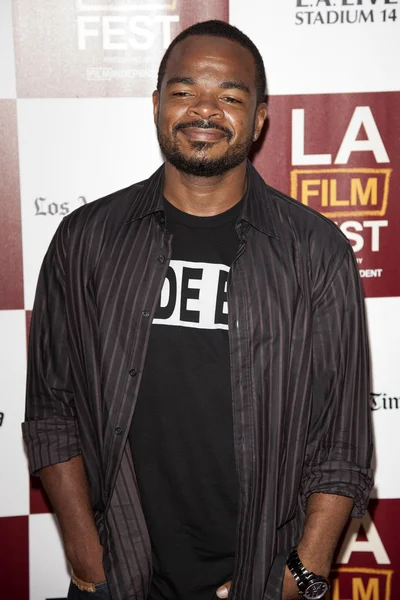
[301,245,373,518]
[22,218,81,475]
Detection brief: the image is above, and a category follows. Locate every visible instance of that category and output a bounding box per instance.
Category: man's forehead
[165,35,256,81]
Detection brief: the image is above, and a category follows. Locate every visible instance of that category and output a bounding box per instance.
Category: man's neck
[162,160,247,216]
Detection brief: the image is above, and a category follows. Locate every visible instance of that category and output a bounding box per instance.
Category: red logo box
[253,92,400,298]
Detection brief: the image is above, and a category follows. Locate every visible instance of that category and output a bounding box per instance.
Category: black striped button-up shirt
[23,161,373,600]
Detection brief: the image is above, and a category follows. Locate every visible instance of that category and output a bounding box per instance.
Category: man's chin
[158,131,252,177]
[166,154,244,178]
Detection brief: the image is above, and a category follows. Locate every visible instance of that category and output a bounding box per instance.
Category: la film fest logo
[76,0,180,83]
[329,511,394,600]
[290,105,391,280]
[294,0,398,26]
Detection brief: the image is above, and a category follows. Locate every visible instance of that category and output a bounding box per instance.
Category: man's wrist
[66,546,106,584]
[70,562,106,585]
[286,548,330,599]
[283,566,301,600]
[295,548,331,579]
[71,570,97,592]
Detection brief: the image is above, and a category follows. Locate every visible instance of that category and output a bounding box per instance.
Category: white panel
[17,97,163,309]
[29,513,70,600]
[230,2,400,95]
[0,310,29,516]
[366,296,400,499]
[0,0,17,98]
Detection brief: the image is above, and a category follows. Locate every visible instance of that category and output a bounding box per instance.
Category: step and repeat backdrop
[0,1,399,599]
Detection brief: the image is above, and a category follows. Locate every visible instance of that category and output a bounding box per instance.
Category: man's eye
[223,97,241,104]
[173,92,191,97]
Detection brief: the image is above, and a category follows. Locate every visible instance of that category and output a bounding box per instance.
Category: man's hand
[216,581,231,598]
[215,494,352,599]
[282,566,301,599]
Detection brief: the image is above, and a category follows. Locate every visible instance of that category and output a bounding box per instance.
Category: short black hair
[157,20,267,105]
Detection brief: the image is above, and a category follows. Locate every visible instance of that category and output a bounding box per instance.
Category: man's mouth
[173,121,232,143]
[179,127,227,142]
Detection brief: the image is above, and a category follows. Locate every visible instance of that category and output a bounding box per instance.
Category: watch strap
[286,548,329,596]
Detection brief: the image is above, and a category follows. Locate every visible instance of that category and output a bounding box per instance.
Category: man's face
[153,35,267,178]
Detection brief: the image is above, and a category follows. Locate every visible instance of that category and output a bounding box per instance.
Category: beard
[157,118,255,178]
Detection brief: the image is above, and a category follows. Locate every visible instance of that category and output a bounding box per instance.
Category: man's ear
[152,90,160,126]
[254,103,268,140]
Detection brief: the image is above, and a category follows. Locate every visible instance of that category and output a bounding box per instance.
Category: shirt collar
[239,160,280,239]
[124,164,165,225]
[124,160,280,240]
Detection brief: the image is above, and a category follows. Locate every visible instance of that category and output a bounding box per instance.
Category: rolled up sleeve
[22,218,81,475]
[301,246,373,518]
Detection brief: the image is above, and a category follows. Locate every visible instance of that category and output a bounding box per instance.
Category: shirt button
[159,216,165,224]
[158,254,166,263]
[129,368,137,377]
[142,310,150,317]
[115,427,123,435]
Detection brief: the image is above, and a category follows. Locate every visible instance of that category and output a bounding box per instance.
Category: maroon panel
[0,516,29,600]
[0,100,24,310]
[13,0,229,98]
[253,91,400,298]
[330,498,400,599]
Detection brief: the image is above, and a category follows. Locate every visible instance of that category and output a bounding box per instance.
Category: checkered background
[1,1,399,599]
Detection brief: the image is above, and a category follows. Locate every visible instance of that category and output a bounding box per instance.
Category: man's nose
[187,94,224,120]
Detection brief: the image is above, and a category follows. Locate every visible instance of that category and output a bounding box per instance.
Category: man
[23,20,373,600]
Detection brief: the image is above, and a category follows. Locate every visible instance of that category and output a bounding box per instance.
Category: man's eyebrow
[165,76,250,94]
[166,76,196,87]
[219,80,250,94]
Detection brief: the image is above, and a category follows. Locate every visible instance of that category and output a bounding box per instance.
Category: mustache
[173,120,232,139]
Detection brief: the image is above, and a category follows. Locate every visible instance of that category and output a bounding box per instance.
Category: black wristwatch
[286,548,330,599]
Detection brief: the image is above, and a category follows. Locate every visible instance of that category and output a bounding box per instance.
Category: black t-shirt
[129,198,241,600]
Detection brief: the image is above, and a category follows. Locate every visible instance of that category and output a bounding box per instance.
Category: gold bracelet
[71,570,97,592]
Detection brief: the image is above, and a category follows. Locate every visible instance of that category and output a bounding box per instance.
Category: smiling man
[23,20,372,600]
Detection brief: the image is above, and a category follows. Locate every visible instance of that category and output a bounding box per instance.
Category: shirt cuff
[22,416,81,475]
[301,461,374,519]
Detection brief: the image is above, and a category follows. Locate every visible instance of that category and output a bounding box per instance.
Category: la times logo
[34,196,87,217]
[370,392,399,411]
[77,0,179,52]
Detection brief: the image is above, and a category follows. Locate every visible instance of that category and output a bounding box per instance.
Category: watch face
[304,581,329,599]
